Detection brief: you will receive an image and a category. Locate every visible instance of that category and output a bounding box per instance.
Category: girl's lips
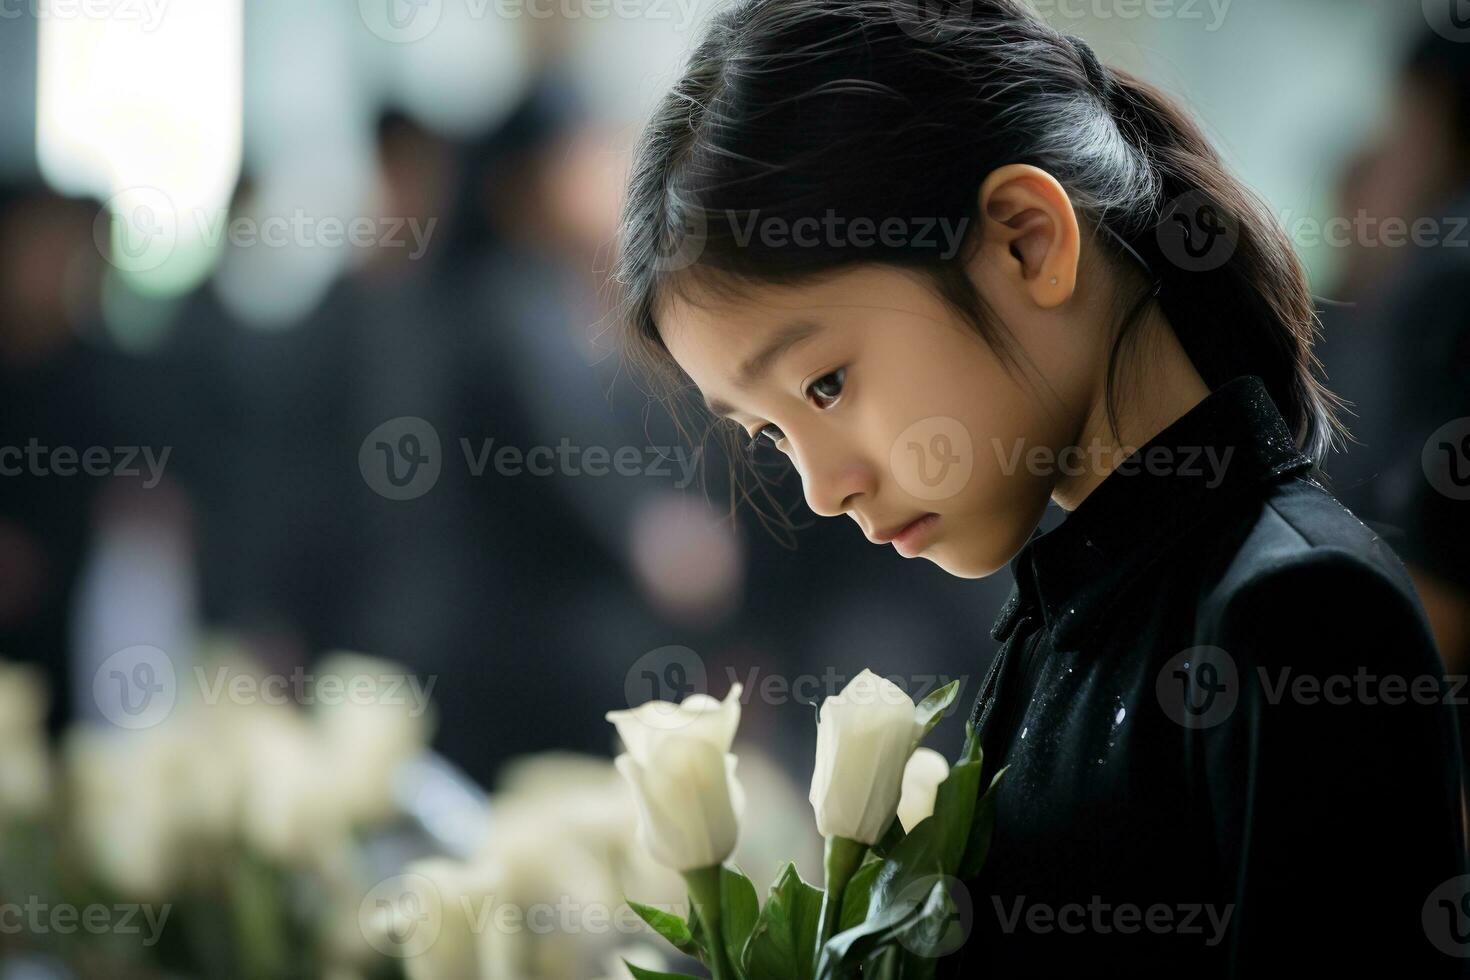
[892,513,939,557]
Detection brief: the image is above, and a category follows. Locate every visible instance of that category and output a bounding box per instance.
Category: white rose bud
[606,684,744,873]
[809,669,924,845]
[897,746,950,832]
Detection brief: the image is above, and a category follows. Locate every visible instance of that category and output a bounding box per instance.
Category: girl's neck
[1051,306,1211,512]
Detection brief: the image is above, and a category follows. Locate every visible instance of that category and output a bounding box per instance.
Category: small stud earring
[1049,276,1058,285]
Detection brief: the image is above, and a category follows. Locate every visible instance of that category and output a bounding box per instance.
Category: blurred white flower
[592,942,670,979]
[0,661,47,735]
[0,661,51,819]
[491,751,685,910]
[65,726,183,899]
[726,744,824,895]
[809,669,924,845]
[897,747,950,833]
[396,857,506,980]
[314,651,435,827]
[229,703,343,865]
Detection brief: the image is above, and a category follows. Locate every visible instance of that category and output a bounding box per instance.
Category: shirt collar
[989,374,1316,647]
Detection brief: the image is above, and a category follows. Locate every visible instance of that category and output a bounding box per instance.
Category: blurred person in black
[0,182,126,735]
[1318,23,1470,775]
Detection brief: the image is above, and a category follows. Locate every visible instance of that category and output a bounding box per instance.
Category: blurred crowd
[0,33,1006,796]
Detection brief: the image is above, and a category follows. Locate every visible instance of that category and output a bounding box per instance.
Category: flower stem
[684,865,734,980]
[815,835,868,963]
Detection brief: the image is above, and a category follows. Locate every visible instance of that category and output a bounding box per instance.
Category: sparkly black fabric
[936,375,1468,977]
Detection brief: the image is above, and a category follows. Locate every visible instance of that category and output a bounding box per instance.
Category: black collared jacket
[936,375,1468,978]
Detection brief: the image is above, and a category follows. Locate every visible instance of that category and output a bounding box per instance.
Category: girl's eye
[807,367,845,408]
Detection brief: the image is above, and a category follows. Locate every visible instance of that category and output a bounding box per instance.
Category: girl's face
[657,257,1106,579]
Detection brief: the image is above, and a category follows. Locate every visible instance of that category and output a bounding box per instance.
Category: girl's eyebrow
[703,319,827,417]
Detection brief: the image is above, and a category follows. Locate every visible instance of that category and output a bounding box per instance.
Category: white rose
[605,684,744,872]
[231,704,343,864]
[897,746,950,832]
[809,669,924,845]
[314,652,435,827]
[64,726,181,899]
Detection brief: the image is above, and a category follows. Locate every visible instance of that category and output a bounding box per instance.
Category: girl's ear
[972,164,1081,310]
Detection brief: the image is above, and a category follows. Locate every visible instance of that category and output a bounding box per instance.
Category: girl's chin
[921,511,1038,578]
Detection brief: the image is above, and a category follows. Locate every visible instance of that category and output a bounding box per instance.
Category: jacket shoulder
[1194,474,1434,658]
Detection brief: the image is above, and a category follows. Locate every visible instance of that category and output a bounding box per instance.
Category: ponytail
[1078,38,1345,462]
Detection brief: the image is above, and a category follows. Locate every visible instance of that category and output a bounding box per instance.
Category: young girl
[611,0,1468,974]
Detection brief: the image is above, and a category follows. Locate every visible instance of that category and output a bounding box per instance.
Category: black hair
[610,0,1345,531]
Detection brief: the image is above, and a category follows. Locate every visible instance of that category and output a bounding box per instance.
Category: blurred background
[0,0,1466,976]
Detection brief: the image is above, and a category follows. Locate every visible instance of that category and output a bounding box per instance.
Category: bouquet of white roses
[606,669,1006,979]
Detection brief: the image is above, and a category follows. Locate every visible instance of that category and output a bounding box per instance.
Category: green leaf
[623,962,705,980]
[925,750,983,876]
[627,898,699,958]
[838,860,881,932]
[913,680,960,740]
[815,819,947,980]
[957,764,1008,880]
[686,892,711,959]
[720,864,760,979]
[741,862,823,980]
